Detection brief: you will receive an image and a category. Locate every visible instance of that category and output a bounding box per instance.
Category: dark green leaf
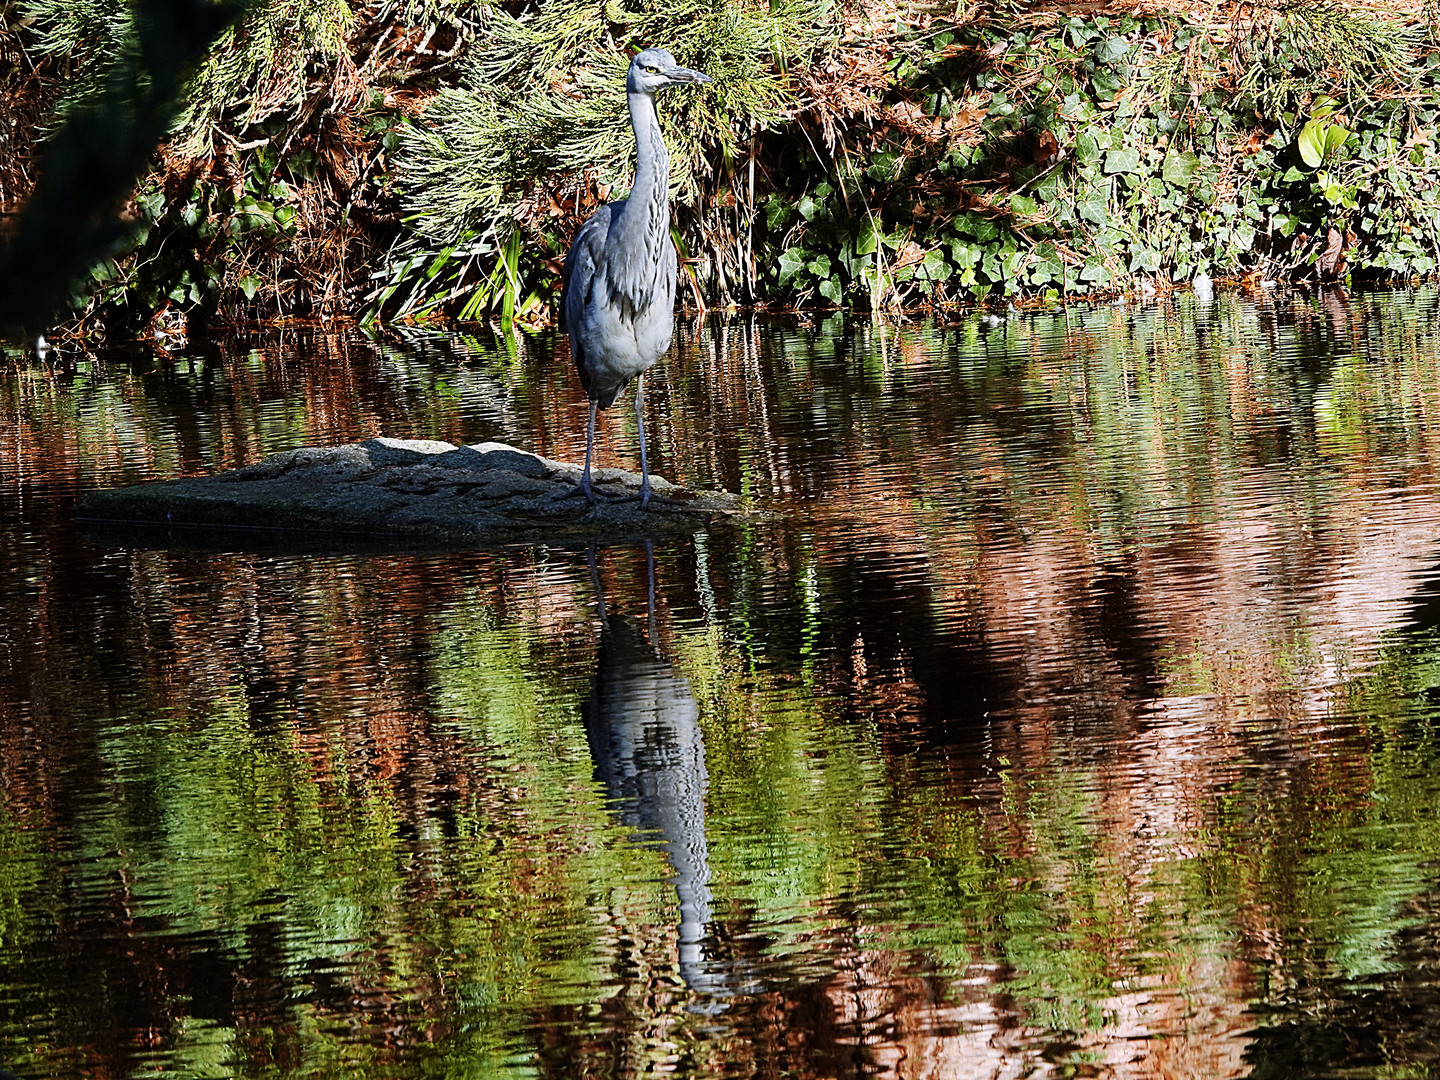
[1095,36,1129,63]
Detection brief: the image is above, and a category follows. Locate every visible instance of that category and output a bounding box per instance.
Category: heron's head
[627,48,712,95]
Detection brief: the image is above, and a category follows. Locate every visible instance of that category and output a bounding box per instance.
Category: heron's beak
[666,66,712,86]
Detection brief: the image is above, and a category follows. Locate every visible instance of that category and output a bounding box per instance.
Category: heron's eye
[643,64,659,73]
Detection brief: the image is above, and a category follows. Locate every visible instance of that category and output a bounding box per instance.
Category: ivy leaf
[949,239,981,267]
[1095,36,1130,63]
[817,277,843,304]
[1032,241,1065,283]
[957,213,1000,242]
[1104,148,1141,174]
[1067,20,1098,47]
[777,248,805,283]
[1075,130,1102,164]
[765,196,792,230]
[136,190,165,220]
[1161,150,1200,187]
[919,249,951,280]
[855,217,880,256]
[1092,69,1124,99]
[1129,247,1161,272]
[981,250,1005,282]
[866,153,900,182]
[1077,194,1109,225]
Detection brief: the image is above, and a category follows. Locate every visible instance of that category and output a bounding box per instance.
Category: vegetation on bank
[2,0,1440,331]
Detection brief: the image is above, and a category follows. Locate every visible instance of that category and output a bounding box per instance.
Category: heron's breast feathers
[559,109,678,406]
[603,220,671,321]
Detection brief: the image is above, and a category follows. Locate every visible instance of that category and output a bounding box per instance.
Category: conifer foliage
[380,0,832,321]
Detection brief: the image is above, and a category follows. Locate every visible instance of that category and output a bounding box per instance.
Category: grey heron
[560,48,712,508]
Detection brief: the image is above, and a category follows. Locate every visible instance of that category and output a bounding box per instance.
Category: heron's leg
[587,542,606,621]
[635,372,650,509]
[645,538,656,645]
[580,399,598,504]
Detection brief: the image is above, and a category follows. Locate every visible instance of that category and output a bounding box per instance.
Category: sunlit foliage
[20,0,353,152]
[5,0,1440,328]
[376,0,834,320]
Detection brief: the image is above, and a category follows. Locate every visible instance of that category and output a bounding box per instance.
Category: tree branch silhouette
[0,0,249,338]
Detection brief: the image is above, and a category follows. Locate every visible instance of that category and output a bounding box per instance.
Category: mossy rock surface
[77,437,747,546]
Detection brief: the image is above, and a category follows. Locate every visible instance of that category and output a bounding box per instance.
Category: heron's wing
[560,203,617,342]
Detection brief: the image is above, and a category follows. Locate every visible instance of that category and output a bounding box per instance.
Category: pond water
[3,290,1440,1078]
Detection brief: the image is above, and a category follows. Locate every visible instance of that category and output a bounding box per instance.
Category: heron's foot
[613,490,686,510]
[563,478,681,509]
[560,479,597,505]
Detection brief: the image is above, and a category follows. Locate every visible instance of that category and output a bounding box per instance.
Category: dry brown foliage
[0,31,58,222]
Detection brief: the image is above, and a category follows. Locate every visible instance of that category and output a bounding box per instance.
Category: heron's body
[562,199,677,408]
[560,49,709,506]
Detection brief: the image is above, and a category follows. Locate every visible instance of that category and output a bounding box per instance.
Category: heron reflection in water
[582,546,725,999]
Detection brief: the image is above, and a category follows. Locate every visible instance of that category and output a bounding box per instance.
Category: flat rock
[76,437,748,545]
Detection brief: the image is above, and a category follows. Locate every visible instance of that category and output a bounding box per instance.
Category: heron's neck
[626,90,670,237]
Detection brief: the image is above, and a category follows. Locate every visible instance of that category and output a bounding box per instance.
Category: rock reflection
[582,549,725,1000]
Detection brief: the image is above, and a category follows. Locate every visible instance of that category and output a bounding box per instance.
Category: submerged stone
[77,437,747,545]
